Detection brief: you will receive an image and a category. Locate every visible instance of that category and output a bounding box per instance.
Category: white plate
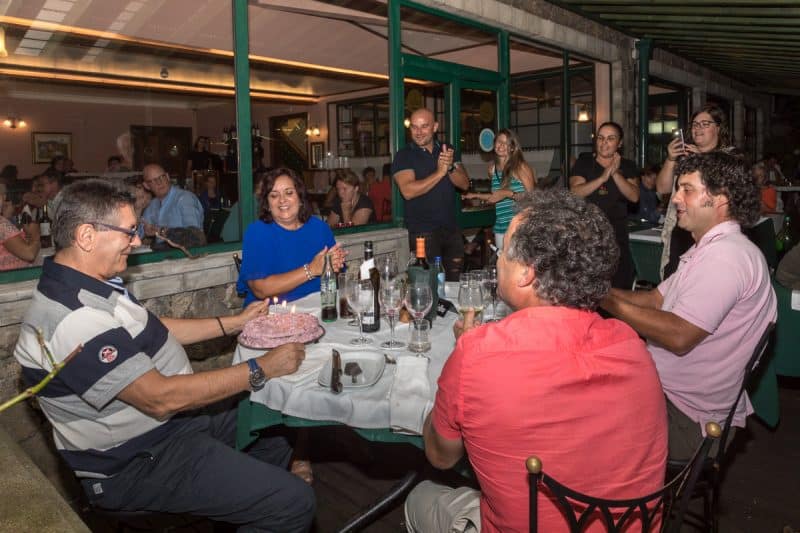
[318,351,386,389]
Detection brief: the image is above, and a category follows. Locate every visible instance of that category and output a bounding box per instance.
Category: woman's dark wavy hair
[258,167,313,224]
[674,152,759,227]
[687,104,731,148]
[507,189,619,310]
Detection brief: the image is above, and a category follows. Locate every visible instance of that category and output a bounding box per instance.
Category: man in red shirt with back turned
[405,189,668,533]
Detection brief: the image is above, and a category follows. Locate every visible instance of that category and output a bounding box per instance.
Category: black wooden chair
[526,421,721,533]
[666,321,776,532]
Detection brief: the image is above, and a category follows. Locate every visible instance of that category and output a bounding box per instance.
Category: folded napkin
[278,342,330,384]
[389,355,433,435]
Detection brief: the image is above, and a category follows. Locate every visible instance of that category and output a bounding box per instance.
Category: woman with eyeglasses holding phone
[656,104,738,278]
[569,121,640,289]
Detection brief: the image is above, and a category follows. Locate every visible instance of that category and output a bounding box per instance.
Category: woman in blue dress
[237,167,347,305]
[463,128,536,248]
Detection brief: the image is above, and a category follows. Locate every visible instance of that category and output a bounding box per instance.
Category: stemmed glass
[457,275,484,324]
[346,277,374,345]
[484,266,499,321]
[379,277,406,349]
[376,254,399,283]
[404,282,433,322]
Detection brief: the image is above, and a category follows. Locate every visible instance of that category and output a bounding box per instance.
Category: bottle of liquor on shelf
[407,236,438,323]
[360,241,380,332]
[320,253,338,323]
[39,204,52,248]
[775,215,795,259]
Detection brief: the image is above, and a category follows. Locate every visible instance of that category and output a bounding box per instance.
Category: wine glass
[457,277,484,325]
[485,266,499,321]
[377,254,399,283]
[404,282,432,322]
[379,278,406,349]
[345,277,374,345]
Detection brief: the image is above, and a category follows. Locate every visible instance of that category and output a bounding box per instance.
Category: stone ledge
[0,425,89,532]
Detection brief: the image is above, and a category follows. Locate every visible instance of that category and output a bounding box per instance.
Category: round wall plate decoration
[478,128,495,152]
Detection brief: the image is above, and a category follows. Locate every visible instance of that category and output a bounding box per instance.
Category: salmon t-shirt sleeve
[431,341,466,441]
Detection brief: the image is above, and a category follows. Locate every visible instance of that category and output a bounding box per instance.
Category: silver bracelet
[303,263,314,281]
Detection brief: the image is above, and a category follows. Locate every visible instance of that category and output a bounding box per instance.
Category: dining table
[232,291,460,451]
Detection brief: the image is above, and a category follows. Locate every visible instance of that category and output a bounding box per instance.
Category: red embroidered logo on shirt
[98,346,118,364]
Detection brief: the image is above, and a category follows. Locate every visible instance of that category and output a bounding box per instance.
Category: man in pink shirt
[405,189,668,533]
[603,152,776,460]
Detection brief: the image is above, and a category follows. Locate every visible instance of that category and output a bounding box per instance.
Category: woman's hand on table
[258,342,305,378]
[453,308,479,340]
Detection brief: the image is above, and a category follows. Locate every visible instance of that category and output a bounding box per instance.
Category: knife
[331,349,343,394]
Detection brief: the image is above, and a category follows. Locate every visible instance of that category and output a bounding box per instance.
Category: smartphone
[672,128,685,152]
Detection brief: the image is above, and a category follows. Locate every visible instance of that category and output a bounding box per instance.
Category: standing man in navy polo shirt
[392,108,469,280]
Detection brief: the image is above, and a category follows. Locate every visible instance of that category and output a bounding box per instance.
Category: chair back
[714,321,775,467]
[743,218,778,271]
[526,422,721,533]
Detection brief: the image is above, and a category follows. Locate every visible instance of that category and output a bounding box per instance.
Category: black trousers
[81,407,315,533]
[408,227,465,281]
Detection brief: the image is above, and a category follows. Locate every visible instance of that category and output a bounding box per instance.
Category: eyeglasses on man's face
[691,120,717,130]
[90,221,139,243]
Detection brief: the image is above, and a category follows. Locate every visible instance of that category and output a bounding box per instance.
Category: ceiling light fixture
[0,26,8,58]
[305,125,320,137]
[577,104,591,123]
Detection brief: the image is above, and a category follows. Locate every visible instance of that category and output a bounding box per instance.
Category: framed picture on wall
[32,132,72,164]
[310,141,324,168]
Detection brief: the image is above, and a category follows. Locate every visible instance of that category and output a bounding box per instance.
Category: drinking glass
[404,282,432,322]
[408,319,431,356]
[379,278,406,349]
[376,254,398,283]
[457,277,484,325]
[485,266,499,321]
[345,277,374,345]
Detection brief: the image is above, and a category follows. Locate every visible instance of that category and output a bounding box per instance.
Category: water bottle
[434,256,446,299]
[320,253,338,322]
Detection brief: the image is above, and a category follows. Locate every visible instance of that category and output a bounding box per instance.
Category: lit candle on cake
[290,304,297,328]
[271,296,278,314]
[281,300,287,314]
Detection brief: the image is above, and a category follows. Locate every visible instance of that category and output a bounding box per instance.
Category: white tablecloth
[232,293,459,435]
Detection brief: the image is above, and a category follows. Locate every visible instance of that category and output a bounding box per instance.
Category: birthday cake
[238,312,324,349]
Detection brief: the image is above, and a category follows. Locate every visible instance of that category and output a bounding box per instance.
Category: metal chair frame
[666,321,776,532]
[527,422,721,533]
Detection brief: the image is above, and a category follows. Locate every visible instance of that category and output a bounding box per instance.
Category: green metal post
[636,38,652,168]
[233,0,254,230]
[498,30,510,129]
[561,49,570,185]
[389,0,404,225]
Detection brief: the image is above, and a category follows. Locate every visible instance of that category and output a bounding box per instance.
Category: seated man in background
[406,189,667,532]
[141,163,205,248]
[602,152,777,460]
[776,243,800,289]
[752,162,777,214]
[14,179,314,531]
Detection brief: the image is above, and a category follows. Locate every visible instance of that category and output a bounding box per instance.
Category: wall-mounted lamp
[305,125,320,137]
[403,118,411,128]
[160,66,169,79]
[0,27,8,58]
[3,117,26,129]
[577,105,591,123]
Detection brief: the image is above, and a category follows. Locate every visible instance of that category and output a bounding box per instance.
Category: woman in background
[0,182,40,271]
[326,169,375,227]
[463,129,535,248]
[569,121,639,289]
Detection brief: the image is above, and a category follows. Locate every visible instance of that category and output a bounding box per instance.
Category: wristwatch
[247,359,267,391]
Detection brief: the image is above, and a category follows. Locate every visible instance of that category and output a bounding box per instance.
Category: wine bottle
[39,204,52,248]
[320,253,338,322]
[776,215,795,259]
[20,205,33,226]
[407,236,438,323]
[360,241,380,332]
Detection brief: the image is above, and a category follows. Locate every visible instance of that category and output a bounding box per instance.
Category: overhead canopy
[550,0,800,95]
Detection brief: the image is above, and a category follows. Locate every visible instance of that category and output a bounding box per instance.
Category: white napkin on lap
[389,356,433,435]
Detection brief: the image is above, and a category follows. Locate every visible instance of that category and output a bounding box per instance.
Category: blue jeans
[81,407,315,533]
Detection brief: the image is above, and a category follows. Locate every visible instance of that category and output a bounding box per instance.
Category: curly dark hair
[258,167,313,224]
[674,152,759,227]
[507,189,619,310]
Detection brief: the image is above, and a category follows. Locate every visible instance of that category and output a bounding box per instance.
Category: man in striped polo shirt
[14,179,314,532]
